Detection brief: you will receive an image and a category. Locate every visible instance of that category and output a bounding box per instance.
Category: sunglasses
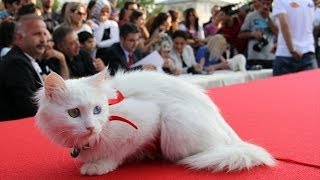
[71,8,86,16]
[76,11,86,16]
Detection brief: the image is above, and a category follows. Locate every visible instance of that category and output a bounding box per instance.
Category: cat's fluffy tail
[179,141,275,171]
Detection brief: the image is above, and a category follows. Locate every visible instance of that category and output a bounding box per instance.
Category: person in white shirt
[91,0,119,50]
[272,0,318,76]
[169,30,202,74]
[56,2,93,35]
[313,0,320,66]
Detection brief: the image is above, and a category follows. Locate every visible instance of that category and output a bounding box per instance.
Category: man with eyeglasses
[98,23,156,76]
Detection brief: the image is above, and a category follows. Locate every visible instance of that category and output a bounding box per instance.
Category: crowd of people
[0,0,319,121]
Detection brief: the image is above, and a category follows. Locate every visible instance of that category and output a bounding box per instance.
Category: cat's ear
[44,72,67,101]
[91,67,111,87]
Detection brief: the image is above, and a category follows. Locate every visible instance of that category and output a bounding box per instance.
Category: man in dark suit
[97,23,156,76]
[52,26,103,78]
[0,15,47,121]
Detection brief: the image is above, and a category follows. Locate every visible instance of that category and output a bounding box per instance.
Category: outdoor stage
[0,69,319,179]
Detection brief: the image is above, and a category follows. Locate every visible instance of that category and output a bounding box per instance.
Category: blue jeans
[273,52,318,76]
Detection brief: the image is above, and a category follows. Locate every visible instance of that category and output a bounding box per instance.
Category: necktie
[128,53,134,67]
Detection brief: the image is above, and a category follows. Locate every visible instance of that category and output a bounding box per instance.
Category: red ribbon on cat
[108,90,138,129]
[108,90,124,105]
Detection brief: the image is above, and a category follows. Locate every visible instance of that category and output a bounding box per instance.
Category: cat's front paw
[80,161,117,176]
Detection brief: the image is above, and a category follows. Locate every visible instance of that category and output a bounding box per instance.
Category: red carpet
[1,70,320,179]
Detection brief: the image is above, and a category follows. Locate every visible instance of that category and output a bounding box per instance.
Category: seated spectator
[38,31,70,79]
[196,34,246,74]
[90,0,119,51]
[169,30,202,74]
[57,2,92,34]
[97,23,156,75]
[78,31,96,57]
[0,15,47,121]
[158,41,181,75]
[0,20,15,59]
[53,26,104,78]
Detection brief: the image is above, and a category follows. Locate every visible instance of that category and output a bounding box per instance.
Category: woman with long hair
[203,10,225,38]
[58,2,92,34]
[195,34,246,73]
[148,12,173,52]
[129,9,159,54]
[179,8,205,50]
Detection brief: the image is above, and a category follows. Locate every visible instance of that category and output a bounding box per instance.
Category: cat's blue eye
[68,108,80,118]
[93,106,102,115]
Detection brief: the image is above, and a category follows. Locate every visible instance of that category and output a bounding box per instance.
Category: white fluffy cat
[35,69,275,176]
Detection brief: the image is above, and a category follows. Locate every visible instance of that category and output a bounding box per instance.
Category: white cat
[35,69,275,176]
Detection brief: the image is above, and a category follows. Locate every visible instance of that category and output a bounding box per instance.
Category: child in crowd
[78,31,97,57]
[78,31,106,72]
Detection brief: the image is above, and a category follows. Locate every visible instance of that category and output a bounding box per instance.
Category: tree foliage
[116,0,163,17]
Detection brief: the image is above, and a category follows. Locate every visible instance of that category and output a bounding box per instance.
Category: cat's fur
[35,69,275,176]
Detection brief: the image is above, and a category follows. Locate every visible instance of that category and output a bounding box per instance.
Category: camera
[253,37,269,52]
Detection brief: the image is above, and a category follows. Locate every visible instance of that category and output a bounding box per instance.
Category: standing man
[0,15,48,121]
[238,0,278,69]
[98,23,156,76]
[272,0,318,75]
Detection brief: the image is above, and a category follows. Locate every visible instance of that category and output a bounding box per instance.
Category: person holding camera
[238,0,278,70]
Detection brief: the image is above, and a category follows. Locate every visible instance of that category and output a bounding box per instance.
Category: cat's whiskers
[53,128,79,148]
[47,127,72,146]
[64,134,76,148]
